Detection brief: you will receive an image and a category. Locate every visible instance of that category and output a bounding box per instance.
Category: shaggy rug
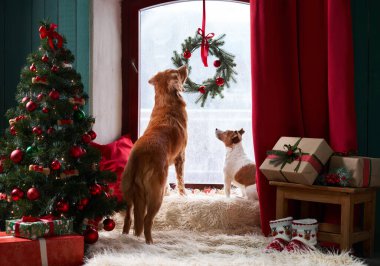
[85,191,365,266]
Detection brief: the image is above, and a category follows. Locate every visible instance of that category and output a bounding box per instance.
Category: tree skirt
[85,192,365,266]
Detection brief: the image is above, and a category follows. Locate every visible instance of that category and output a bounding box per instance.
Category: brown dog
[121,65,188,244]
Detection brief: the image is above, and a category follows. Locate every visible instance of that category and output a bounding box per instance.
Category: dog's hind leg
[133,184,146,237]
[122,199,133,234]
[174,151,186,195]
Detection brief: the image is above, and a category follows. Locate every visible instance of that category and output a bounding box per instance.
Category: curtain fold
[250,0,357,236]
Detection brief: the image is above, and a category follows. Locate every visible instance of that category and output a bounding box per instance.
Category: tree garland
[171,32,237,107]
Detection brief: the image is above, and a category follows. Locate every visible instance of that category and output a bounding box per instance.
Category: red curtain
[250,0,358,236]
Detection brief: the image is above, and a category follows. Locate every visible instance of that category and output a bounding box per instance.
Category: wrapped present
[29,164,50,175]
[329,155,380,187]
[260,137,333,185]
[6,216,73,240]
[0,232,83,266]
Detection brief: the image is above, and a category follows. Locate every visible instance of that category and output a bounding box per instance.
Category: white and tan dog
[215,128,258,200]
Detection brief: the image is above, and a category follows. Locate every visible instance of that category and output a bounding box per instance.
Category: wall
[91,0,122,144]
[352,0,380,252]
[0,0,90,132]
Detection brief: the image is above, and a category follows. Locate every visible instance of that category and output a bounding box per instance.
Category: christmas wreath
[171,32,237,107]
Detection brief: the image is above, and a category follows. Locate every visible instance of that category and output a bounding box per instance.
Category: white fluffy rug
[85,191,365,266]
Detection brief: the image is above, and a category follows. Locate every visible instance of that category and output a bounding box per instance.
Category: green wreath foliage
[171,32,237,107]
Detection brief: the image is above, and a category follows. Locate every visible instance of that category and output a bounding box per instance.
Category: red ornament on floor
[10,149,23,163]
[183,50,192,59]
[215,77,225,86]
[27,187,40,201]
[50,159,61,170]
[89,183,102,196]
[26,101,37,112]
[84,228,98,244]
[56,199,69,213]
[103,218,115,231]
[11,188,24,201]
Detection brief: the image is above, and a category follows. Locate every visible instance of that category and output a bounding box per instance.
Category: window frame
[121,0,249,142]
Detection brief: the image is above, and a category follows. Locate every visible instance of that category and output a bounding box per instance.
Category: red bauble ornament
[47,127,55,135]
[10,149,23,163]
[32,126,43,136]
[81,134,92,144]
[73,105,79,111]
[26,101,37,112]
[213,60,221,68]
[42,107,49,113]
[29,63,36,72]
[10,126,17,136]
[42,54,49,62]
[50,159,61,170]
[51,65,59,73]
[49,90,60,100]
[88,130,97,140]
[215,77,225,87]
[22,96,30,103]
[11,188,24,201]
[183,50,192,59]
[0,163,3,173]
[56,199,69,213]
[84,228,98,244]
[27,187,40,201]
[198,86,206,94]
[37,93,45,102]
[80,198,90,206]
[103,218,116,231]
[70,146,83,158]
[89,184,102,196]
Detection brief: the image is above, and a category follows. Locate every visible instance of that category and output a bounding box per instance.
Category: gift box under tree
[329,155,380,187]
[6,216,73,240]
[260,137,333,185]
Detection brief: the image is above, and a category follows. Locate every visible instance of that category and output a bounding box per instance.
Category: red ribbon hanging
[39,23,63,51]
[198,0,214,67]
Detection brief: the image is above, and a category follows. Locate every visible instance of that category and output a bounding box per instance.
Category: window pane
[139,1,253,184]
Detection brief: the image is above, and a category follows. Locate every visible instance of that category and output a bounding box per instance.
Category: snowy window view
[139,1,254,184]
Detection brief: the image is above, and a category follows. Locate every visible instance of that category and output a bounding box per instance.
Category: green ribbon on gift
[266,138,309,173]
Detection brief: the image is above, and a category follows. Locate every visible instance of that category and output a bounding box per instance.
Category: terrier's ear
[232,136,240,144]
[239,128,245,135]
[148,76,156,85]
[177,65,188,84]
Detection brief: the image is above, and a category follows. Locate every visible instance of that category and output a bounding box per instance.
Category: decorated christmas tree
[0,22,118,244]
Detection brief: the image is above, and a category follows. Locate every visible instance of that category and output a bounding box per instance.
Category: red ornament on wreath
[56,199,69,213]
[50,159,61,170]
[84,227,99,244]
[89,183,102,196]
[215,77,225,87]
[183,50,192,59]
[10,149,23,163]
[27,187,40,201]
[198,86,206,94]
[103,218,116,231]
[26,101,37,112]
[49,89,60,100]
[213,60,221,68]
[11,188,24,201]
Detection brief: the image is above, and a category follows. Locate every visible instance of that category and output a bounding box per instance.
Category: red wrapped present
[0,232,83,266]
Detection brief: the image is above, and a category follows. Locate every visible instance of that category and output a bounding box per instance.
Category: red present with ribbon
[329,155,380,187]
[260,137,333,185]
[6,216,73,240]
[29,164,50,175]
[32,76,48,85]
[0,231,83,266]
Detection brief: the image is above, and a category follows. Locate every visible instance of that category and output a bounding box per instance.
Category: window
[122,0,252,184]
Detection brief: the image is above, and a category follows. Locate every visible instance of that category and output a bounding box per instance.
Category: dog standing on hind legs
[121,65,188,244]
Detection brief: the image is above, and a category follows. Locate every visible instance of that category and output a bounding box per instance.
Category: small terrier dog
[215,128,257,200]
[121,65,188,244]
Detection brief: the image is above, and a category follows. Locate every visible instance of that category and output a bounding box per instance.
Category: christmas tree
[0,22,119,244]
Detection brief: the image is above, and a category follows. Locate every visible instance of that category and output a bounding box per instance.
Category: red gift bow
[35,76,47,83]
[197,0,214,67]
[30,165,44,172]
[39,23,63,51]
[15,215,58,237]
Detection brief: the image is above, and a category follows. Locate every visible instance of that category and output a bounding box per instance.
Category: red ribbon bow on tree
[39,23,63,51]
[198,0,214,67]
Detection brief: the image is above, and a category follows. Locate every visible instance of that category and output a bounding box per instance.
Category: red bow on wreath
[39,23,63,51]
[198,0,214,67]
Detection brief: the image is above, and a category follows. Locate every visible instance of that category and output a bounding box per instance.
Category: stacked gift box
[0,216,83,266]
[260,136,380,188]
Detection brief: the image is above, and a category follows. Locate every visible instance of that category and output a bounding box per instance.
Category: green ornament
[73,110,85,122]
[26,146,38,154]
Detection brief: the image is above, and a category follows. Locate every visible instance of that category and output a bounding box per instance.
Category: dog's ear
[177,65,188,84]
[232,136,240,144]
[148,71,162,86]
[239,128,245,135]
